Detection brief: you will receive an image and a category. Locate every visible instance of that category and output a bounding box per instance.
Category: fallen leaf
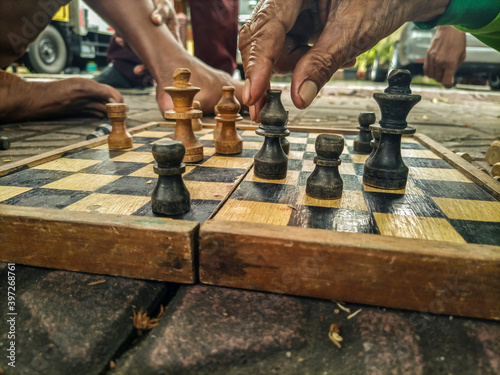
[88,279,106,286]
[347,309,362,320]
[329,323,343,348]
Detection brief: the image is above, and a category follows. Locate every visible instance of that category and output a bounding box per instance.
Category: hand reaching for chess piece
[239,0,452,120]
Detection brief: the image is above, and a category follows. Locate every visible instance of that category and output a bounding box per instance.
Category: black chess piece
[254,90,290,179]
[86,123,112,140]
[365,129,380,165]
[353,112,375,153]
[306,134,344,199]
[280,137,290,155]
[151,140,190,215]
[0,136,11,150]
[363,69,421,189]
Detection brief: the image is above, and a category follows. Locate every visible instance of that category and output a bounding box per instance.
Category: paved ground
[1,79,499,173]
[0,76,499,374]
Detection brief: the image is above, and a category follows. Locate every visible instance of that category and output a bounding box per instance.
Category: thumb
[290,2,394,109]
[290,25,360,108]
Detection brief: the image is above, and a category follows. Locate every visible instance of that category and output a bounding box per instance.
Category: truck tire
[489,73,500,91]
[26,25,67,74]
[370,55,387,82]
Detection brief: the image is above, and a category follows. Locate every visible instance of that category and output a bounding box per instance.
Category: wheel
[489,73,500,91]
[388,43,401,77]
[370,54,387,82]
[26,25,67,74]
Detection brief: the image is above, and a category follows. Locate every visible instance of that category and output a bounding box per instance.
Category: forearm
[84,0,186,81]
[414,0,500,29]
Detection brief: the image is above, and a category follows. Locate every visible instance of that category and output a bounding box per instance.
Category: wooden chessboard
[1,122,499,320]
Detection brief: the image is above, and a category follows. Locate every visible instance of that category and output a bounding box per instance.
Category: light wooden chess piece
[106,103,133,149]
[214,86,243,154]
[213,105,222,140]
[164,68,204,163]
[486,140,500,166]
[492,162,500,179]
[191,100,203,131]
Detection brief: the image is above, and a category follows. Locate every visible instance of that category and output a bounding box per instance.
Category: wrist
[410,0,452,22]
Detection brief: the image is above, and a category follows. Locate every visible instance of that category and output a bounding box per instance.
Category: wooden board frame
[0,122,191,282]
[0,204,198,282]
[1,122,499,319]
[199,220,500,320]
[198,127,500,321]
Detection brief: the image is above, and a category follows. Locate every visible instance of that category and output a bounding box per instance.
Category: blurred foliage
[356,26,404,71]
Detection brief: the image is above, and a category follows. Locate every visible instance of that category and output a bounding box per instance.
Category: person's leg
[190,0,239,75]
[85,0,243,115]
[94,35,154,89]
[0,0,122,124]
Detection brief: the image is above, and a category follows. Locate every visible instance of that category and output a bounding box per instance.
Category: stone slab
[0,265,169,375]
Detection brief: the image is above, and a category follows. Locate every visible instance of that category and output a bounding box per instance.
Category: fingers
[424,26,466,88]
[290,1,385,108]
[115,35,126,47]
[239,0,304,107]
[96,83,123,104]
[83,101,108,117]
[151,0,166,25]
[133,64,148,75]
[341,59,357,69]
[441,68,455,88]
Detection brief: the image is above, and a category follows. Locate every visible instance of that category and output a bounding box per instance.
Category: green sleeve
[414,0,500,52]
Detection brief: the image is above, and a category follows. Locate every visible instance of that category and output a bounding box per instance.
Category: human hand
[150,0,181,41]
[424,26,466,88]
[115,0,180,47]
[239,0,450,120]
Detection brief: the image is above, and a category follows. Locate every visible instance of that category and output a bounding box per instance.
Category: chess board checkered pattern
[212,132,500,246]
[0,126,498,245]
[0,126,258,223]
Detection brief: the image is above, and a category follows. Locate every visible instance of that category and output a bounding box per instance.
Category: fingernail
[243,79,251,104]
[154,14,162,24]
[298,80,318,108]
[108,97,116,103]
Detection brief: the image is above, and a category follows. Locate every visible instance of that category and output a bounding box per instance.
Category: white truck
[23,0,113,74]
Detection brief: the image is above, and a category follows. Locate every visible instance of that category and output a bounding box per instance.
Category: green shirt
[414,0,500,51]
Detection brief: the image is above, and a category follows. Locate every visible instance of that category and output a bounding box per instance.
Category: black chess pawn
[280,137,290,155]
[151,140,190,215]
[306,134,344,199]
[254,90,290,179]
[0,136,11,150]
[86,123,112,140]
[363,70,421,190]
[353,112,375,153]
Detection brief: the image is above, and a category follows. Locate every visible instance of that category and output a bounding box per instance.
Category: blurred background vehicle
[20,0,113,74]
[369,23,500,90]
